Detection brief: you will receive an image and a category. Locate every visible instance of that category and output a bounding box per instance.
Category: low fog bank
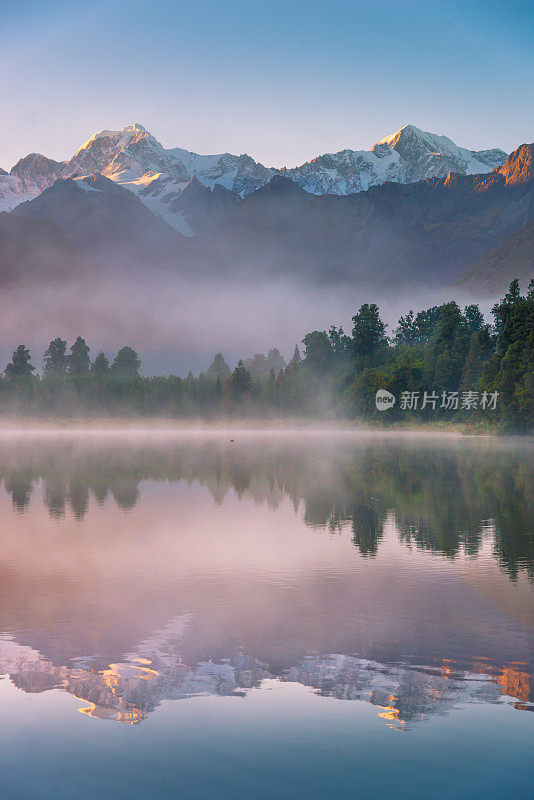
[0,269,496,375]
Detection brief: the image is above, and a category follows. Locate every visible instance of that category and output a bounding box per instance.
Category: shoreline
[0,417,509,438]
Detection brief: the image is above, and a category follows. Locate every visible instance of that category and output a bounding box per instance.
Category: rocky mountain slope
[12,173,184,265]
[455,220,534,294]
[184,143,534,292]
[0,123,507,235]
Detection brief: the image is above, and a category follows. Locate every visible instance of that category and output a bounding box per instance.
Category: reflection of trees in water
[350,502,386,557]
[68,477,90,519]
[111,480,139,510]
[0,439,532,579]
[494,516,534,582]
[4,468,36,511]
[390,450,534,579]
[43,477,68,519]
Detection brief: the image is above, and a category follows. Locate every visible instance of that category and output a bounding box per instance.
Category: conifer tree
[112,347,141,377]
[92,352,110,376]
[68,337,90,375]
[5,345,35,379]
[43,338,68,377]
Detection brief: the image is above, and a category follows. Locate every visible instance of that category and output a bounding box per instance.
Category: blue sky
[1,0,533,168]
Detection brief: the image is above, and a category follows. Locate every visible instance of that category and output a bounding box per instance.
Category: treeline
[1,280,532,431]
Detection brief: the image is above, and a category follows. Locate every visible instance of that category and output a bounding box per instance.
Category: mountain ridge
[182,141,534,293]
[12,173,185,265]
[0,123,508,235]
[3,138,532,298]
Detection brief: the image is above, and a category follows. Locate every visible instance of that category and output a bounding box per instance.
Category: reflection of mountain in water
[1,636,531,728]
[285,654,533,726]
[1,437,532,579]
[1,436,532,728]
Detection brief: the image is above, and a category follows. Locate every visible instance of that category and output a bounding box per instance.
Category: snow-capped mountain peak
[70,123,158,177]
[73,123,147,156]
[373,124,507,182]
[375,123,430,148]
[0,122,509,234]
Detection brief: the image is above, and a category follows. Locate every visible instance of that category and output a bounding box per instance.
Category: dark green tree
[92,351,110,376]
[43,338,68,377]
[302,330,334,371]
[328,325,351,364]
[112,346,141,377]
[483,279,534,431]
[68,337,90,375]
[394,310,416,345]
[460,333,484,391]
[5,345,35,379]
[395,305,443,346]
[351,303,387,366]
[425,302,471,391]
[231,360,252,399]
[505,278,521,302]
[464,304,485,333]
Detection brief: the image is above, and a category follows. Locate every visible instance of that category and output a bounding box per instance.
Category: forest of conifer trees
[1,280,532,432]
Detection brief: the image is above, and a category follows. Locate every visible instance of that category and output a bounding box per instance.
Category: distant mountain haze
[184,144,534,292]
[0,124,532,373]
[455,220,534,294]
[12,174,184,265]
[0,212,78,285]
[1,127,531,296]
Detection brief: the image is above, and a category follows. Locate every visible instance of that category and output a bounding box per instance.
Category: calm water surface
[0,430,533,799]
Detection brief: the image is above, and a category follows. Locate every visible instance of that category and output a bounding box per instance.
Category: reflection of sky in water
[1,673,533,800]
[0,432,532,799]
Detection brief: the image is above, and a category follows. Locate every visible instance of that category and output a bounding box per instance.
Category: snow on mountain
[0,123,508,233]
[69,124,150,175]
[167,147,275,195]
[0,153,64,212]
[373,124,506,181]
[282,125,507,194]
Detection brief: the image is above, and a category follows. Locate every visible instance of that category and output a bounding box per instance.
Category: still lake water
[0,429,532,799]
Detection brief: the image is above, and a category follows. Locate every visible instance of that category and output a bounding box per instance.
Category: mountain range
[185,143,534,291]
[0,123,507,235]
[1,123,532,297]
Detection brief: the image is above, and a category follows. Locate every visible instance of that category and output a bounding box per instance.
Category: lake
[0,429,532,799]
